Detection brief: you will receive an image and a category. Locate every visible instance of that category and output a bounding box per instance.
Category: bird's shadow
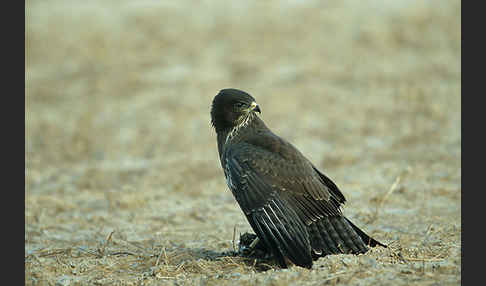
[180,246,277,272]
[157,232,278,272]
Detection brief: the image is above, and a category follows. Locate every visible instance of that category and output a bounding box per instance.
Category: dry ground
[26,0,461,285]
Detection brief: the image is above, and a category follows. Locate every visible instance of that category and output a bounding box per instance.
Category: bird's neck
[216,114,267,156]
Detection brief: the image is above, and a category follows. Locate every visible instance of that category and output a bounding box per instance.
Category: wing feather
[224,145,313,268]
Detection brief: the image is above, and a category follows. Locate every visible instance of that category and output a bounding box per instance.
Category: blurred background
[26,0,460,284]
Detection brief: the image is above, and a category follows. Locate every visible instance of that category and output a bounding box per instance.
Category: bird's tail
[308,216,386,258]
[344,217,387,248]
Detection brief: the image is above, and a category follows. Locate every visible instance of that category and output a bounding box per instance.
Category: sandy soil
[26,0,461,285]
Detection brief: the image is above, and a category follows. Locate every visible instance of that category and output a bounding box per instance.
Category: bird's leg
[238,233,273,260]
[248,237,260,250]
[238,233,264,256]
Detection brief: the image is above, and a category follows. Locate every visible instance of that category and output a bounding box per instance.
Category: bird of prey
[210,88,386,269]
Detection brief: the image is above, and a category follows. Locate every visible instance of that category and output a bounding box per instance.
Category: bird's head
[211,88,261,132]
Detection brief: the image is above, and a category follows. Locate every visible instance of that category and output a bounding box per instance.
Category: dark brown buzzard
[210,88,386,269]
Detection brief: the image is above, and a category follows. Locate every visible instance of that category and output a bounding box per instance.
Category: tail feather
[308,216,386,257]
[308,222,333,256]
[344,217,387,248]
[244,212,386,268]
[315,219,341,253]
[320,217,351,253]
[329,217,363,253]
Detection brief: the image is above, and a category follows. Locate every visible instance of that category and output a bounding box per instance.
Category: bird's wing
[222,133,348,268]
[224,143,312,268]
[237,132,346,219]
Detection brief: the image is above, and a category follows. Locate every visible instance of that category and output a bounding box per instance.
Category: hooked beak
[250,101,261,113]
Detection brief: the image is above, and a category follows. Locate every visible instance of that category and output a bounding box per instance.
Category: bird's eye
[235,102,246,109]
